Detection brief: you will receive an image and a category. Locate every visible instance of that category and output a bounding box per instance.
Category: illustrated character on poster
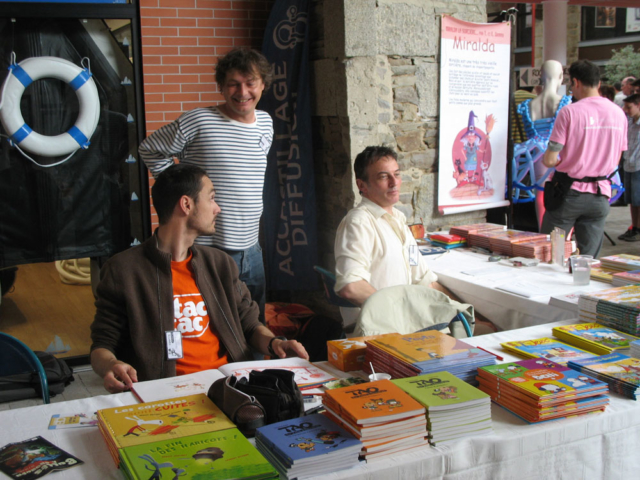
[534,359,557,369]
[450,111,495,198]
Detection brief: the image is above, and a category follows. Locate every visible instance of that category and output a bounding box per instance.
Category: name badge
[165,330,183,360]
[259,135,270,154]
[408,245,419,266]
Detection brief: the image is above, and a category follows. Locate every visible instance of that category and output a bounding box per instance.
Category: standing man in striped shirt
[139,48,273,323]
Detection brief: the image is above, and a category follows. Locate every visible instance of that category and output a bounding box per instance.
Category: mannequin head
[540,60,564,92]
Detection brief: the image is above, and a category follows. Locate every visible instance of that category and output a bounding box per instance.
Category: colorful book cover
[477,358,608,403]
[500,338,596,365]
[612,269,640,285]
[569,353,640,388]
[552,323,639,354]
[428,233,466,244]
[0,436,83,480]
[580,284,640,308]
[120,428,277,480]
[255,414,361,467]
[98,394,235,449]
[48,412,98,430]
[600,254,640,270]
[323,379,425,426]
[392,371,490,411]
[366,331,486,366]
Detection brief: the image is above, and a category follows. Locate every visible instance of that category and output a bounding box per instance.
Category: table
[427,248,611,331]
[1,321,639,479]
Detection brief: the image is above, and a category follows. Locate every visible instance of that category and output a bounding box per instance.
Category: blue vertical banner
[261,0,318,290]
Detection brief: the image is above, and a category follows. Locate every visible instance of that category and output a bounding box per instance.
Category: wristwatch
[268,336,288,357]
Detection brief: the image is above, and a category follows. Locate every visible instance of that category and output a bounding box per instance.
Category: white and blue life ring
[0,56,100,158]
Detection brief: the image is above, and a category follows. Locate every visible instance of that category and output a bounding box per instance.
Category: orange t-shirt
[172,252,228,375]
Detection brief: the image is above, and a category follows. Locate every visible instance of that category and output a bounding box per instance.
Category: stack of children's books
[512,239,573,262]
[552,323,639,355]
[477,358,609,423]
[97,394,236,468]
[427,233,467,249]
[500,337,597,366]
[393,372,492,446]
[364,331,496,384]
[576,285,640,336]
[600,254,640,273]
[322,379,430,461]
[590,265,617,283]
[568,354,640,400]
[612,269,640,287]
[486,230,548,257]
[120,428,278,480]
[449,223,505,240]
[254,413,361,478]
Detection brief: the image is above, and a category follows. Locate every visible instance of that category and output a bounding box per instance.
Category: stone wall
[310,0,488,270]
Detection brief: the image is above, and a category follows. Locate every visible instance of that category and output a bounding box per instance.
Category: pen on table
[476,346,503,361]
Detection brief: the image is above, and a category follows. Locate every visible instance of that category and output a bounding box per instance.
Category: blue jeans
[218,242,266,324]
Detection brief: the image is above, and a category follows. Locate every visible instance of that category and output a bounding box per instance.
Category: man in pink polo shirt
[541,60,628,257]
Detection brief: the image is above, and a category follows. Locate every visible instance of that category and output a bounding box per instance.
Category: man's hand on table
[103,361,138,393]
[270,337,310,361]
[91,347,138,393]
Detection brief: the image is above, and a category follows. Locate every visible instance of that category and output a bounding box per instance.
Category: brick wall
[139,0,275,227]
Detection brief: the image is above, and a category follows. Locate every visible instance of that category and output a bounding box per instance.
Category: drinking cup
[368,373,392,382]
[569,255,593,286]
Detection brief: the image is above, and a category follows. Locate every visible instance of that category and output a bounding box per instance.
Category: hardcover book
[120,428,277,480]
[323,379,425,426]
[568,353,640,400]
[477,358,608,404]
[255,414,361,467]
[98,393,234,466]
[500,337,596,366]
[392,371,490,411]
[552,323,639,355]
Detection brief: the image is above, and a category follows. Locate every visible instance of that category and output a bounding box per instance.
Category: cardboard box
[327,335,385,372]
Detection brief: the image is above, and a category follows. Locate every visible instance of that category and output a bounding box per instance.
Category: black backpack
[0,351,74,402]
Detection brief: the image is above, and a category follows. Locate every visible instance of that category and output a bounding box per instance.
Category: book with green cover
[98,393,236,467]
[552,323,639,355]
[119,428,277,480]
[392,372,490,411]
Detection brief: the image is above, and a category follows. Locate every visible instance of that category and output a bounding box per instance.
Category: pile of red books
[449,223,505,240]
[512,239,573,262]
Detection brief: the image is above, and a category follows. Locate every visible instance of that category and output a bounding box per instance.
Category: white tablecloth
[1,321,639,479]
[427,249,611,331]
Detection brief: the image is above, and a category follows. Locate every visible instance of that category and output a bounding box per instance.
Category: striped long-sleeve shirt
[139,107,274,250]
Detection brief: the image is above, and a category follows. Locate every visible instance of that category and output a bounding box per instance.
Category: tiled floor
[2,205,638,412]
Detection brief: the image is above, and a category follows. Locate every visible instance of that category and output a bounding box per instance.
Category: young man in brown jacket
[90,164,307,393]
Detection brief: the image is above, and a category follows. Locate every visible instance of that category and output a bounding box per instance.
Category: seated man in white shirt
[333,146,457,324]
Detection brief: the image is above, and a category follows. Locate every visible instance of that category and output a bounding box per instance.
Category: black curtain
[0,18,131,268]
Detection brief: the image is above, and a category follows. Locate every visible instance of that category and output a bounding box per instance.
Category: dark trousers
[541,190,610,258]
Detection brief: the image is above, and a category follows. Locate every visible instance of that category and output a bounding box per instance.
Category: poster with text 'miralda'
[438,16,511,215]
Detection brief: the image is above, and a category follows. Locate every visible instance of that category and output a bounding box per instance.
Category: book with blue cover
[255,414,361,477]
[568,353,640,400]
